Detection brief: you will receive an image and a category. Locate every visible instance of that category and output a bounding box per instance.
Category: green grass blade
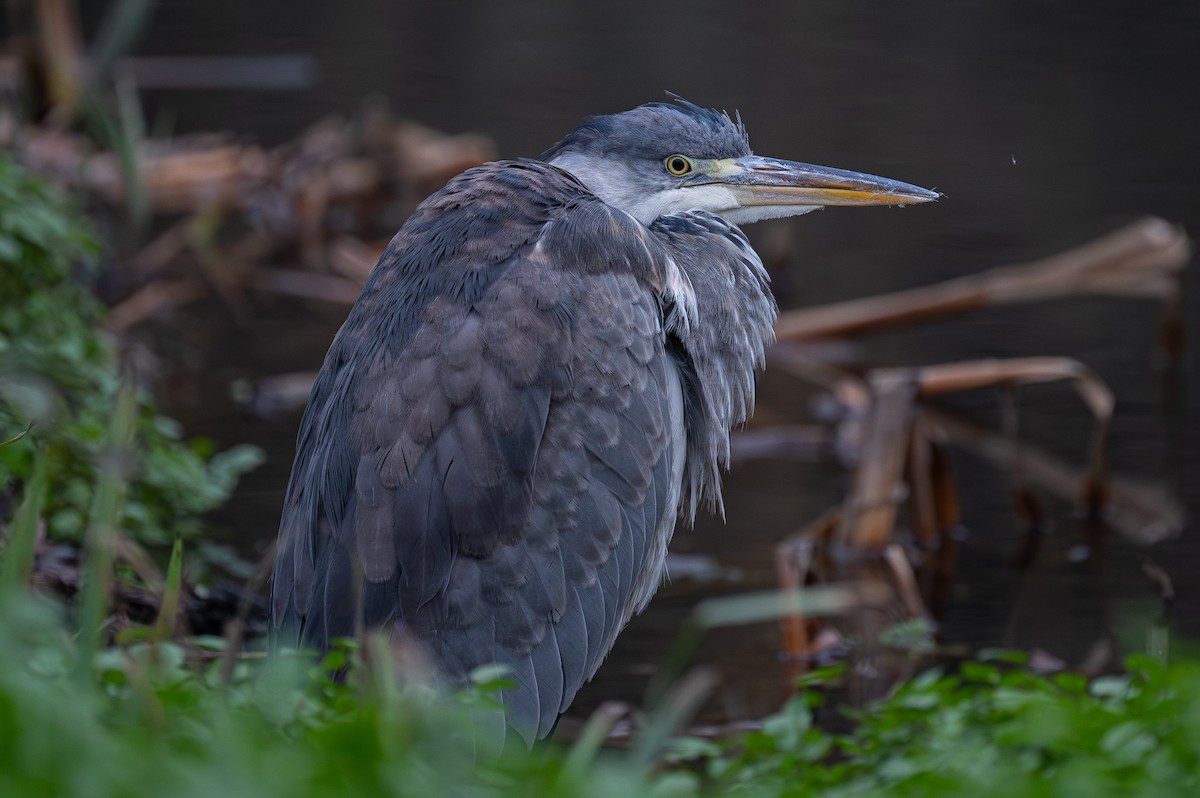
[559,702,631,785]
[0,448,49,587]
[153,536,183,642]
[85,0,156,87]
[631,668,719,770]
[647,583,892,706]
[75,377,138,682]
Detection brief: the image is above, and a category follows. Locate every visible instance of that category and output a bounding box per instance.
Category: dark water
[102,0,1200,720]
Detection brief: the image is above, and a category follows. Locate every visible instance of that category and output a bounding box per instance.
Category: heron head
[542,99,938,226]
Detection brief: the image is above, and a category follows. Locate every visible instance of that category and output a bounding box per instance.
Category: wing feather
[529,623,566,738]
[270,160,687,741]
[495,646,541,747]
[554,586,589,709]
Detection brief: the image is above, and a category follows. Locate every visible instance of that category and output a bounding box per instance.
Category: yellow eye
[665,155,693,176]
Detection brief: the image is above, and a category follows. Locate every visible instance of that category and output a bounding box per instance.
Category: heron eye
[665,155,693,176]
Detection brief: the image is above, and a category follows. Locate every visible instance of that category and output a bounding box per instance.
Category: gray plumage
[270,100,937,744]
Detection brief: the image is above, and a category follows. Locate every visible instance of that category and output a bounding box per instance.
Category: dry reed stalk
[774,510,839,664]
[32,0,84,110]
[924,408,1182,546]
[775,217,1190,343]
[836,371,919,551]
[107,276,208,332]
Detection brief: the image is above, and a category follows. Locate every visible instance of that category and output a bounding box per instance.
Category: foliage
[0,586,652,798]
[0,156,262,557]
[4,573,1200,798]
[670,654,1200,797]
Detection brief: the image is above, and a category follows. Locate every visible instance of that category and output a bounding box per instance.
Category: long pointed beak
[706,155,939,208]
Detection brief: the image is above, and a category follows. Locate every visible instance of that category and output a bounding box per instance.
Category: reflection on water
[131,0,1200,721]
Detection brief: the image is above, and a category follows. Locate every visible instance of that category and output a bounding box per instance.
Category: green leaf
[153,537,184,642]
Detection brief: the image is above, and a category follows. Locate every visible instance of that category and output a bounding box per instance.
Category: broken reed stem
[728,425,835,465]
[924,408,1182,546]
[775,513,837,664]
[904,357,1114,420]
[907,356,1115,490]
[251,267,365,305]
[107,275,207,332]
[799,354,1117,552]
[32,0,85,111]
[836,372,918,551]
[883,543,930,622]
[775,217,1192,343]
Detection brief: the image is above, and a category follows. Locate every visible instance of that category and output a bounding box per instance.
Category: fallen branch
[728,425,835,465]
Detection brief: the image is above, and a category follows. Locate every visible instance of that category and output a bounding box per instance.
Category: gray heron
[270,99,937,743]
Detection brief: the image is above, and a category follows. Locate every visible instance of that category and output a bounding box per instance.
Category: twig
[219,542,277,689]
[0,421,35,448]
[883,543,930,622]
[728,425,835,464]
[252,267,364,305]
[117,55,319,90]
[107,275,208,332]
[774,510,839,663]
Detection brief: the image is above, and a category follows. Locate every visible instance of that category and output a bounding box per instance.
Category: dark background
[77,0,1200,719]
